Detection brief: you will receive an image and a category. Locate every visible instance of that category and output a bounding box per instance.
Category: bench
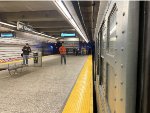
[8,63,26,75]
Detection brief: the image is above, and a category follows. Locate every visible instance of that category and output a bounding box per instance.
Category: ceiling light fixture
[0,21,16,28]
[53,0,88,42]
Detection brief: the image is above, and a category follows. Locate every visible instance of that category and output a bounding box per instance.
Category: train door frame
[95,33,100,86]
[94,36,97,81]
[136,1,150,113]
[97,32,100,76]
[99,21,105,86]
[99,29,102,85]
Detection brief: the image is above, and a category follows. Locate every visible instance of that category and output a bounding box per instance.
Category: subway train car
[94,1,150,113]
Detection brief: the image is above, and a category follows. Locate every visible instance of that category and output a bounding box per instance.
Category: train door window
[107,4,117,55]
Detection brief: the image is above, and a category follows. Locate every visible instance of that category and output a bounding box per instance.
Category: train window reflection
[101,22,106,57]
[107,4,117,55]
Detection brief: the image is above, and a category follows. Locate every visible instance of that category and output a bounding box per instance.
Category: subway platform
[0,55,89,113]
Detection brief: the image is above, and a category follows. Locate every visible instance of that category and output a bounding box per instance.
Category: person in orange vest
[59,44,66,64]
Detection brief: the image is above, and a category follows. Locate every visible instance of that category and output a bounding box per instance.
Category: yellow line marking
[62,56,93,113]
[0,55,51,65]
[1,58,33,65]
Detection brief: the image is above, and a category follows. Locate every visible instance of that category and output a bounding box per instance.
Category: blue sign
[0,32,15,38]
[61,33,76,37]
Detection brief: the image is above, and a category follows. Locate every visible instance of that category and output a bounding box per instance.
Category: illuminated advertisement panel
[61,33,76,37]
[0,32,15,38]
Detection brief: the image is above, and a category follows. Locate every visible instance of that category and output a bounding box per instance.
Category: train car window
[101,22,106,57]
[107,4,117,55]
[98,21,106,85]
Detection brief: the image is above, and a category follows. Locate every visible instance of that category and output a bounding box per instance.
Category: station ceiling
[0,1,100,41]
[0,1,74,38]
[77,1,100,41]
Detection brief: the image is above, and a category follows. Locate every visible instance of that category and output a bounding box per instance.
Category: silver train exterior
[94,1,139,113]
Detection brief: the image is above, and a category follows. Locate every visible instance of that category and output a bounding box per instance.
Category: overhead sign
[17,21,33,32]
[0,32,15,38]
[61,33,76,37]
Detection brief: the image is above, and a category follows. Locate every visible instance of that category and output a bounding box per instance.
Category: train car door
[137,1,150,113]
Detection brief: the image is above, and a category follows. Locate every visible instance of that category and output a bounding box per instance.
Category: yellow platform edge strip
[62,56,93,113]
[0,55,50,65]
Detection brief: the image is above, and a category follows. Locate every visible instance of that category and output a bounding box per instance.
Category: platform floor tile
[0,55,87,113]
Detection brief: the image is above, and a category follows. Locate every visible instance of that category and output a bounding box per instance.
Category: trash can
[33,51,42,67]
[33,52,38,63]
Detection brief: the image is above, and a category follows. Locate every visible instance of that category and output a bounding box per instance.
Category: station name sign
[17,21,33,32]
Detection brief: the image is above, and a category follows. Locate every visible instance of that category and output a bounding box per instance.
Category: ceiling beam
[33,26,72,29]
[37,28,75,32]
[0,10,65,22]
[30,21,71,28]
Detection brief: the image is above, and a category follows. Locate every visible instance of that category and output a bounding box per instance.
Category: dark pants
[61,55,66,64]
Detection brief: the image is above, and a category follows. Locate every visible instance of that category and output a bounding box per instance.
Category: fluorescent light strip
[0,21,16,28]
[0,22,55,39]
[54,0,88,42]
[32,31,56,39]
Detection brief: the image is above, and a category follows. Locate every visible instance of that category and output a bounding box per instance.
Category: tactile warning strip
[62,56,93,113]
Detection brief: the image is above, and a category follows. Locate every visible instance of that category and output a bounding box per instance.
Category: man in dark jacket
[22,43,31,65]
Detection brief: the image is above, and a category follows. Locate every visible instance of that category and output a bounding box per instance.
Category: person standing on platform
[22,43,31,65]
[73,48,75,55]
[59,44,67,64]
